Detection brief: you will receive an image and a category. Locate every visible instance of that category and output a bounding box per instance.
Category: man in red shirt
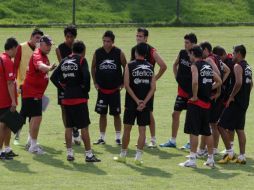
[0,38,19,160]
[20,35,56,154]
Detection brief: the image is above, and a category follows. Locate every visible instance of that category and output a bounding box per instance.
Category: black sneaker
[93,138,105,145]
[0,152,13,160]
[85,155,101,162]
[5,150,19,157]
[116,139,122,145]
[67,155,75,161]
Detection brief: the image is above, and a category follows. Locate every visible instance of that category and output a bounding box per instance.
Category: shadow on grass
[125,163,172,178]
[72,162,107,175]
[1,159,36,174]
[194,167,240,179]
[144,147,182,159]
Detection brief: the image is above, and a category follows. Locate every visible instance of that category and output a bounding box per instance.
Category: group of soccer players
[0,26,252,168]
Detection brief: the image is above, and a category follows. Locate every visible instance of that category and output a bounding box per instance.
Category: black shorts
[64,103,90,129]
[20,98,42,119]
[0,107,10,122]
[123,109,150,126]
[209,99,224,123]
[95,90,121,116]
[184,104,211,136]
[218,103,246,131]
[57,89,64,105]
[174,96,188,111]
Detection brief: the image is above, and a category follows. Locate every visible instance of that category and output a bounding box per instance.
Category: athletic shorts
[123,109,150,126]
[218,102,246,131]
[209,99,224,123]
[64,103,90,129]
[20,98,42,119]
[184,104,211,136]
[0,107,10,122]
[174,95,188,111]
[95,90,121,116]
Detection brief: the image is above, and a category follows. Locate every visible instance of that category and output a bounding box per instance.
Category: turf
[0,27,254,190]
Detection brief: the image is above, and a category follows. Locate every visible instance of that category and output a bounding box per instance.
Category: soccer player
[55,25,81,145]
[91,31,127,145]
[160,33,197,149]
[179,46,222,168]
[20,35,56,154]
[130,28,167,148]
[13,28,44,145]
[51,40,101,162]
[114,42,156,165]
[218,45,252,164]
[0,38,19,160]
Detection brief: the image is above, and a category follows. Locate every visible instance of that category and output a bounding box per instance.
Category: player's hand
[94,83,99,90]
[211,92,220,100]
[226,96,234,108]
[10,102,16,112]
[50,63,57,71]
[137,102,145,111]
[189,96,198,102]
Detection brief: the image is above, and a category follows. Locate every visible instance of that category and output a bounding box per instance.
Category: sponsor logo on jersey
[132,64,153,77]
[99,60,117,70]
[200,65,213,77]
[61,59,78,72]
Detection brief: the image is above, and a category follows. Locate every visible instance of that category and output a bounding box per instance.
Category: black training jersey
[131,44,156,65]
[125,59,154,110]
[51,54,90,100]
[58,43,72,59]
[195,60,214,103]
[234,60,252,111]
[95,46,123,89]
[176,49,192,94]
[223,55,235,101]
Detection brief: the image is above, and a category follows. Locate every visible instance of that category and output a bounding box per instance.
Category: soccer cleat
[67,155,75,161]
[115,139,122,145]
[217,154,235,164]
[204,160,215,168]
[230,158,247,165]
[179,159,197,168]
[159,140,176,148]
[196,149,208,158]
[180,142,191,150]
[28,145,45,155]
[134,159,143,166]
[113,156,126,163]
[5,150,19,157]
[148,141,157,148]
[0,152,13,160]
[93,138,106,145]
[73,136,81,146]
[25,143,31,150]
[86,155,101,162]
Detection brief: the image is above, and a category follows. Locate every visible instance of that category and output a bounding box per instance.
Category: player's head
[30,28,44,46]
[200,41,212,58]
[64,25,77,45]
[39,35,53,55]
[184,33,197,50]
[103,30,115,49]
[135,42,147,59]
[136,28,149,44]
[72,40,86,57]
[213,46,227,61]
[189,45,203,63]
[4,37,19,58]
[233,45,246,62]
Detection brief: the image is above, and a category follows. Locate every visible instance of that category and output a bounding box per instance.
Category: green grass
[0,27,254,190]
[0,0,254,24]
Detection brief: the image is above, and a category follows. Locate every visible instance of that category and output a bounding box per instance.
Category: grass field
[1,0,254,24]
[0,27,254,190]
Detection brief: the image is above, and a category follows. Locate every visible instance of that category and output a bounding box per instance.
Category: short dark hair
[137,27,149,37]
[184,33,197,44]
[200,41,212,52]
[213,46,226,57]
[234,45,246,58]
[103,30,115,42]
[72,40,86,54]
[189,45,203,58]
[64,25,77,37]
[135,42,148,57]
[31,28,44,36]
[4,37,18,50]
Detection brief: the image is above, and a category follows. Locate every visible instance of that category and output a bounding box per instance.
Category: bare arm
[212,71,222,100]
[55,48,62,63]
[153,51,167,80]
[120,51,127,68]
[37,62,56,73]
[206,58,220,76]
[190,64,199,101]
[143,75,156,105]
[173,54,180,79]
[91,52,98,90]
[222,62,230,83]
[7,80,16,112]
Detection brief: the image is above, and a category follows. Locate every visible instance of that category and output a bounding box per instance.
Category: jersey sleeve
[3,59,15,81]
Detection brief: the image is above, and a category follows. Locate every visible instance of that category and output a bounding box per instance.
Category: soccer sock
[135,149,142,160]
[151,136,156,143]
[170,137,176,144]
[5,146,12,153]
[238,154,246,160]
[27,135,31,144]
[207,154,214,162]
[67,148,73,156]
[100,132,105,141]
[226,148,234,157]
[30,139,37,148]
[115,131,121,140]
[85,150,93,158]
[120,149,127,157]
